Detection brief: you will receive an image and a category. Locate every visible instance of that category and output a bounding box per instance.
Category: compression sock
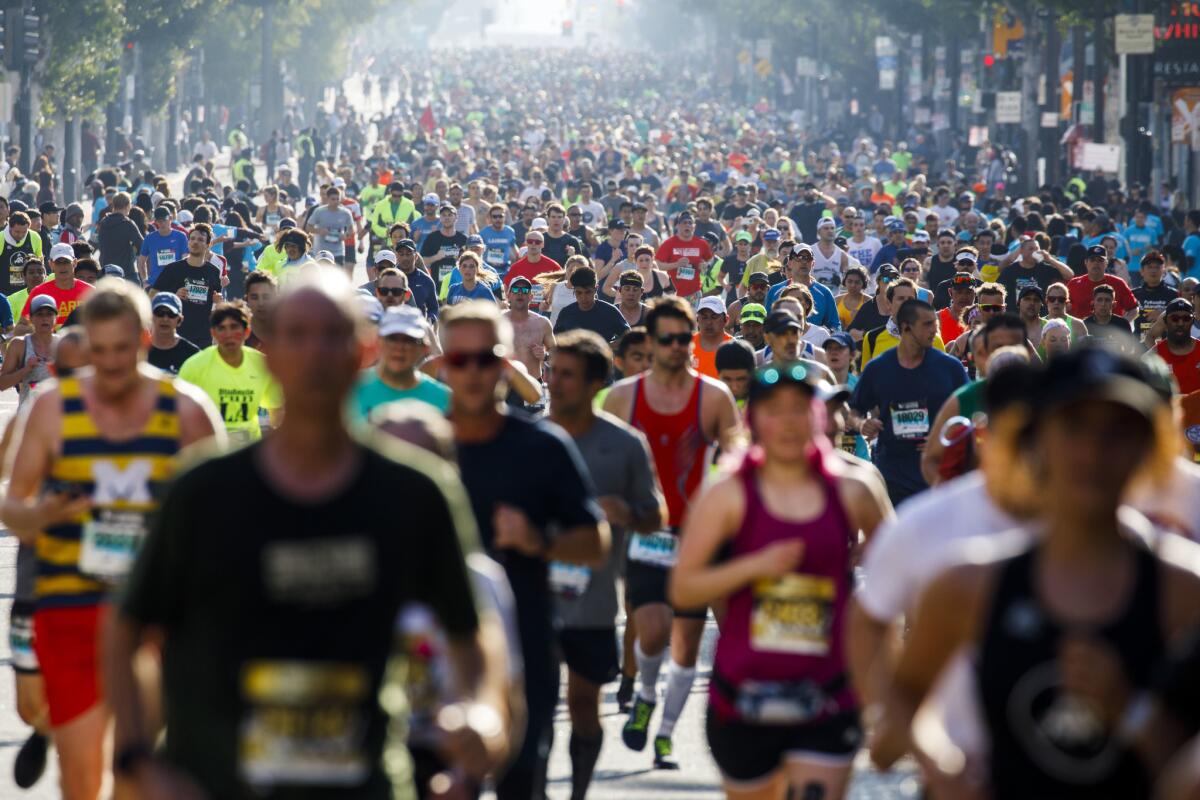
[568,729,604,800]
[635,641,664,703]
[656,661,696,739]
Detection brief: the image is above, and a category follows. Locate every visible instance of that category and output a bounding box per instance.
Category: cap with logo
[49,243,75,262]
[739,302,767,325]
[955,250,978,264]
[374,249,397,265]
[394,238,416,252]
[379,306,428,339]
[422,193,440,206]
[29,294,57,315]
[825,331,854,349]
[1087,245,1108,259]
[747,271,770,286]
[466,234,484,246]
[1165,297,1194,316]
[151,293,183,316]
[762,228,781,241]
[697,296,727,316]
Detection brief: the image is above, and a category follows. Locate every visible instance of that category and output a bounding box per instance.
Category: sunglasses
[568,212,581,217]
[509,285,532,294]
[377,287,407,297]
[901,268,920,274]
[956,260,976,267]
[490,214,504,220]
[1046,296,1066,303]
[979,304,1004,312]
[656,332,692,346]
[526,239,542,245]
[153,308,180,318]
[444,349,503,369]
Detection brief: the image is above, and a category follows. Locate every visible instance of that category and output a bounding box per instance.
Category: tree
[37,0,125,119]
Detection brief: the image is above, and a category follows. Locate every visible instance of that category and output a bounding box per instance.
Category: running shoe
[13,731,47,788]
[653,735,679,770]
[621,696,655,751]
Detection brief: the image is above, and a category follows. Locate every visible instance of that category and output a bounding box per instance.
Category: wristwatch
[114,742,153,777]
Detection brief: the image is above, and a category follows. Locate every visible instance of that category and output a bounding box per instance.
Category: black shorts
[624,561,707,619]
[705,706,861,784]
[557,627,619,686]
[9,600,38,675]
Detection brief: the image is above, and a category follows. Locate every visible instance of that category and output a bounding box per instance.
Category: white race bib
[79,509,147,582]
[677,265,696,281]
[628,530,678,569]
[324,233,341,244]
[486,247,505,266]
[889,402,930,440]
[239,660,369,788]
[156,248,175,267]
[549,562,591,600]
[750,574,835,655]
[185,281,209,304]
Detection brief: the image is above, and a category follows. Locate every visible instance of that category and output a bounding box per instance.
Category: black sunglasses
[656,332,692,346]
[1046,295,1066,303]
[444,349,502,369]
[377,287,406,297]
[153,308,180,318]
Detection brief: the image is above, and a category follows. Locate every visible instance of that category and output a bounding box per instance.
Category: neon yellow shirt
[178,346,282,441]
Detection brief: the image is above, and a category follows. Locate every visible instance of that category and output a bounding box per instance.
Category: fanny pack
[712,670,848,726]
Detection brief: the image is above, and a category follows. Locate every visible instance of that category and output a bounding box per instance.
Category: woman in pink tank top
[671,362,891,800]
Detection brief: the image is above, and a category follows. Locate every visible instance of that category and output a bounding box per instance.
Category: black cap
[153,206,171,220]
[1087,244,1108,259]
[1165,297,1194,316]
[877,264,900,280]
[38,202,62,215]
[607,219,627,231]
[747,271,770,286]
[1018,284,1045,301]
[763,309,802,335]
[395,238,416,252]
[1034,344,1163,420]
[715,339,756,372]
[702,231,720,246]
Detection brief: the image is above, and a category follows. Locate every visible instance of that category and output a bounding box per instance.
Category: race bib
[324,233,341,244]
[486,247,505,266]
[79,509,148,582]
[890,401,930,440]
[549,561,591,600]
[266,212,281,228]
[532,284,545,304]
[628,530,678,569]
[240,660,370,788]
[677,265,696,281]
[9,263,23,287]
[185,280,210,304]
[750,574,835,655]
[156,249,175,267]
[439,245,460,261]
[8,612,36,672]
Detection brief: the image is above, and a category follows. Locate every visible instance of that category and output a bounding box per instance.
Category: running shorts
[624,560,707,619]
[9,600,38,674]
[557,627,619,686]
[705,706,861,783]
[33,604,107,726]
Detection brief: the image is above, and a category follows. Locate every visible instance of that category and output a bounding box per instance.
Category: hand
[220,274,230,288]
[861,417,884,438]
[33,491,92,529]
[175,287,188,300]
[493,504,545,558]
[436,702,502,780]
[358,241,366,254]
[750,539,804,579]
[1059,635,1130,727]
[566,245,576,257]
[530,343,546,362]
[597,495,632,527]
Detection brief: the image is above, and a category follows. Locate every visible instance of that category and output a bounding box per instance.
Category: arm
[137,255,149,283]
[670,476,802,608]
[174,382,226,450]
[706,378,743,453]
[1046,254,1073,281]
[601,382,634,423]
[0,337,28,391]
[920,394,960,487]
[503,358,542,404]
[847,600,898,709]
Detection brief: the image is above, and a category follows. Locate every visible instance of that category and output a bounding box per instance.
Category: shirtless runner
[503,276,555,382]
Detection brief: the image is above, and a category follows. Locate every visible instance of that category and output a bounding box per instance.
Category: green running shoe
[621,696,655,751]
[653,735,679,769]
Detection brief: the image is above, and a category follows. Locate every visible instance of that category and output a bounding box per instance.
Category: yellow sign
[737,50,751,65]
[755,58,772,77]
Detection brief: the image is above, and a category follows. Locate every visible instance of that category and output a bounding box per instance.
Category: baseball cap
[333,177,347,188]
[1165,297,1194,316]
[763,309,801,335]
[607,219,627,231]
[374,249,397,265]
[64,203,84,220]
[394,238,416,252]
[747,271,770,286]
[877,264,900,282]
[49,243,75,262]
[38,202,62,215]
[733,231,753,244]
[762,228,781,241]
[745,208,761,219]
[886,219,906,232]
[315,250,336,263]
[817,217,836,229]
[1018,285,1045,301]
[1034,344,1162,422]
[911,230,930,244]
[508,275,534,289]
[379,307,427,339]
[951,273,978,289]
[531,217,549,231]
[748,361,821,404]
[739,302,767,325]
[618,272,644,288]
[955,250,978,264]
[151,293,183,316]
[1087,245,1108,259]
[103,264,125,278]
[697,296,727,316]
[29,294,57,315]
[825,332,854,349]
[422,193,440,206]
[676,212,695,223]
[177,209,194,225]
[466,234,484,246]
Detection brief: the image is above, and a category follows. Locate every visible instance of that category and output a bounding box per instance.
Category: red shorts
[33,605,107,727]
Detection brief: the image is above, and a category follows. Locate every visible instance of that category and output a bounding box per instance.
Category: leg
[782,757,854,800]
[566,669,604,800]
[723,773,787,800]
[653,614,705,766]
[51,703,109,800]
[617,597,638,711]
[16,673,49,732]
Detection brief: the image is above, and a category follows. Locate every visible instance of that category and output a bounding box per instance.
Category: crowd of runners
[2,45,1200,800]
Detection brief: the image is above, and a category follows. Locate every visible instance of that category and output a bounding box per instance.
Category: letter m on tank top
[91,460,153,504]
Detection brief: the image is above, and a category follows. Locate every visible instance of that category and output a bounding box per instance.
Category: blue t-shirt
[446,281,497,306]
[478,225,517,273]
[1121,224,1158,272]
[850,347,968,497]
[593,240,627,266]
[1083,233,1129,264]
[765,279,841,331]
[349,370,451,422]
[139,229,189,283]
[411,217,437,247]
[1184,233,1200,278]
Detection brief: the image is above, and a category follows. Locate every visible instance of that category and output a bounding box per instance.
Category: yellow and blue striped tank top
[36,376,182,609]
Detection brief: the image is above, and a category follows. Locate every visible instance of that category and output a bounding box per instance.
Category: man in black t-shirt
[441,300,607,800]
[1084,283,1137,351]
[1132,251,1178,338]
[541,203,583,267]
[553,266,631,342]
[151,223,223,347]
[787,182,834,243]
[107,269,508,800]
[419,204,469,283]
[997,237,1074,311]
[146,293,199,374]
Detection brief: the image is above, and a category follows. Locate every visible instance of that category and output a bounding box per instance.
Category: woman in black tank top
[869,347,1200,799]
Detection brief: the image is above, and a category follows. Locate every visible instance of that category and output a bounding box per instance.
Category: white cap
[49,242,75,262]
[177,209,194,224]
[150,191,165,205]
[378,306,427,339]
[817,217,836,228]
[333,177,346,188]
[374,249,397,265]
[422,193,440,206]
[531,217,549,231]
[697,296,727,315]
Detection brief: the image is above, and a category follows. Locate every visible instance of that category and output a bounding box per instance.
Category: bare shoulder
[699,373,736,402]
[830,454,888,505]
[688,469,746,523]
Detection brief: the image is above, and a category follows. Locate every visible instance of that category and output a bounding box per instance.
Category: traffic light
[562,19,573,36]
[20,4,39,67]
[983,53,996,68]
[0,8,7,68]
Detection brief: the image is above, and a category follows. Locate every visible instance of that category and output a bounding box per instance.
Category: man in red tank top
[603,296,740,767]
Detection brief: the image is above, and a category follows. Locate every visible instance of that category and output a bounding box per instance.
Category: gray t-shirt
[453,203,476,236]
[554,412,663,629]
[307,206,355,257]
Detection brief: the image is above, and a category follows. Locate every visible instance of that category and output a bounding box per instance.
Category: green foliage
[38,0,126,118]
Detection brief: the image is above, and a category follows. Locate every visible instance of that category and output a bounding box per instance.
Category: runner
[151,223,224,348]
[655,212,711,303]
[1,279,222,800]
[0,211,45,295]
[692,296,733,379]
[602,296,740,768]
[442,300,608,800]
[23,244,93,329]
[504,230,561,313]
[105,268,511,799]
[503,275,555,383]
[547,329,666,800]
[0,295,58,400]
[177,301,283,444]
[243,271,277,351]
[145,294,200,375]
[136,206,188,286]
[671,361,890,800]
[350,305,449,421]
